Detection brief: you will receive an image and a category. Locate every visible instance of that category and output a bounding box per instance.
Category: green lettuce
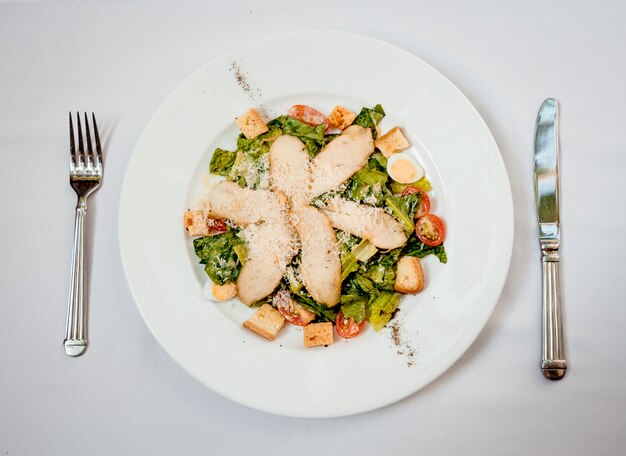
[402,235,448,263]
[340,294,367,324]
[343,165,390,206]
[352,239,378,263]
[227,151,269,189]
[386,193,421,233]
[337,231,360,281]
[360,248,402,291]
[236,128,283,159]
[348,273,377,294]
[369,152,388,171]
[321,133,339,147]
[339,238,378,282]
[339,246,403,330]
[341,252,359,282]
[291,290,338,323]
[352,104,385,139]
[193,229,243,284]
[390,177,432,195]
[267,116,326,156]
[209,148,237,177]
[366,291,400,331]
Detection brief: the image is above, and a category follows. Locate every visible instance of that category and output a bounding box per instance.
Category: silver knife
[534,98,566,380]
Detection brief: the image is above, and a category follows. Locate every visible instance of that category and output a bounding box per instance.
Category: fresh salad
[184,104,447,347]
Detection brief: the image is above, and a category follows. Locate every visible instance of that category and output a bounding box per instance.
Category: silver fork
[64,112,103,356]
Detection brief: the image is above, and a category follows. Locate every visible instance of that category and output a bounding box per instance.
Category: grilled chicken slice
[269,135,312,205]
[237,214,299,305]
[310,125,374,197]
[321,197,407,249]
[293,205,341,307]
[237,255,285,306]
[203,181,284,226]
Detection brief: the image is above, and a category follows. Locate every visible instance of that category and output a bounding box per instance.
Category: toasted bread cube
[236,108,268,139]
[328,105,357,130]
[375,126,410,158]
[242,304,285,341]
[303,322,334,347]
[184,210,210,236]
[394,256,424,294]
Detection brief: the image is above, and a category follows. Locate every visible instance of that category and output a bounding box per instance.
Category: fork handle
[541,247,566,379]
[64,198,88,356]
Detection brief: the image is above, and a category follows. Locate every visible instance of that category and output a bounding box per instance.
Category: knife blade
[534,98,566,380]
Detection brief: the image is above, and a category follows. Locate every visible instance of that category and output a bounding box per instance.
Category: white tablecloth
[1,1,625,454]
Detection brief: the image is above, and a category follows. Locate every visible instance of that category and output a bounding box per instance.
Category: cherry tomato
[416,214,445,247]
[336,311,365,339]
[401,186,431,219]
[207,218,227,234]
[273,290,316,326]
[288,105,330,131]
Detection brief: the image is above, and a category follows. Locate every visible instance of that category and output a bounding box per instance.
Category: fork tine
[91,113,103,168]
[84,112,94,170]
[69,112,76,167]
[76,112,85,168]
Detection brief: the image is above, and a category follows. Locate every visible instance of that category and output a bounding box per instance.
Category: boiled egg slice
[203,278,237,301]
[386,152,424,184]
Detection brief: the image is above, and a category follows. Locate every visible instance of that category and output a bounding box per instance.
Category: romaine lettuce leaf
[342,165,390,206]
[348,273,377,294]
[266,115,326,156]
[340,294,367,324]
[321,133,339,147]
[360,248,402,290]
[351,239,378,263]
[366,291,400,331]
[291,290,338,323]
[341,252,358,282]
[390,177,432,195]
[386,193,421,233]
[236,128,283,159]
[193,229,243,284]
[227,151,269,189]
[402,235,448,263]
[209,148,237,176]
[352,104,385,139]
[369,152,388,171]
[339,239,378,282]
[337,231,360,281]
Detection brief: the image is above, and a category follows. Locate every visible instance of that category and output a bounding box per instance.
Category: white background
[1,1,625,454]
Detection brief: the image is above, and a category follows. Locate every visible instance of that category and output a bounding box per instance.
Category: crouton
[236,108,268,139]
[328,105,357,130]
[394,256,424,294]
[184,210,210,236]
[303,322,334,347]
[242,304,285,341]
[375,126,410,158]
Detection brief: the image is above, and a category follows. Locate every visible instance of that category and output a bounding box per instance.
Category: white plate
[119,31,513,418]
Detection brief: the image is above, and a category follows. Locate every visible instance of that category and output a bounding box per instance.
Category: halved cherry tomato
[273,290,316,326]
[336,310,365,339]
[288,105,330,131]
[416,214,445,247]
[207,218,228,234]
[401,186,431,219]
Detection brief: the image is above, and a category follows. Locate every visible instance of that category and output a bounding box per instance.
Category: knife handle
[541,247,566,380]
